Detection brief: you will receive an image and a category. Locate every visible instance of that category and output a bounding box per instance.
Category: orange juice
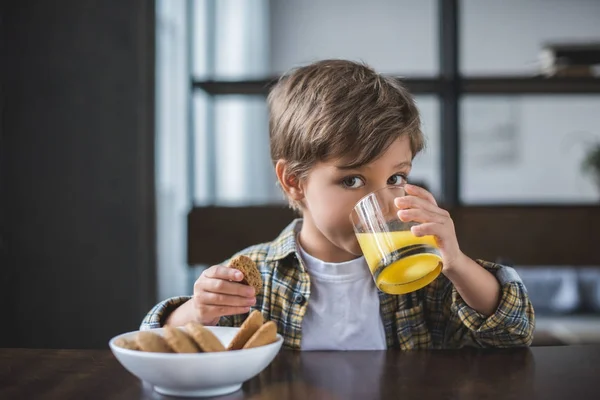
[356,231,442,294]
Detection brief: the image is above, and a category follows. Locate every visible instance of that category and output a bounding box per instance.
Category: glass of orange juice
[350,185,442,294]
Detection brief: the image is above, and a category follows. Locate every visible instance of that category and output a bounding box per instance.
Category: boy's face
[297,136,413,262]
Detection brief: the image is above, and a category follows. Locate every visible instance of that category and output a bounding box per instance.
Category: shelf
[192,77,442,95]
[193,79,276,95]
[462,77,600,94]
[193,76,600,96]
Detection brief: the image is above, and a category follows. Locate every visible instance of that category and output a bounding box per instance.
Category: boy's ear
[275,159,305,201]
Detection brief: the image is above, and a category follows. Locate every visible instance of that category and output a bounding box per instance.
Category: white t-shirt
[298,242,387,351]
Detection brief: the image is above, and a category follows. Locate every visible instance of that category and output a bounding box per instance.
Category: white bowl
[109,326,283,397]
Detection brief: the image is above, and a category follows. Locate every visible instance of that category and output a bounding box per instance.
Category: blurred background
[2,0,600,349]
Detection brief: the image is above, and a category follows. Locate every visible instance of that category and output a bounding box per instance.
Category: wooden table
[1,346,599,399]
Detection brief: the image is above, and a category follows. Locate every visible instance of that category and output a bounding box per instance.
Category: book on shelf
[539,42,600,77]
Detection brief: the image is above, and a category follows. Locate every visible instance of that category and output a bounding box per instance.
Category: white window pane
[461,0,600,76]
[271,0,438,76]
[193,92,211,204]
[194,95,282,205]
[192,0,209,78]
[412,96,441,199]
[193,0,270,80]
[461,96,600,204]
[156,0,191,299]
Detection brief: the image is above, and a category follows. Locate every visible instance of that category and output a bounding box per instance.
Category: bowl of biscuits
[109,310,282,397]
[110,255,280,397]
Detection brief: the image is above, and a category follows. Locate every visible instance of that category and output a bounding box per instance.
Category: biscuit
[135,331,173,353]
[242,321,278,349]
[115,337,140,351]
[163,325,200,353]
[227,310,264,350]
[185,322,226,352]
[229,255,263,294]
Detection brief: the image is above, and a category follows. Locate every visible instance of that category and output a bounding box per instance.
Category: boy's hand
[394,184,464,272]
[191,265,257,325]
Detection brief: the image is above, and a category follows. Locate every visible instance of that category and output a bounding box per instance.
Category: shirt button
[294,294,305,305]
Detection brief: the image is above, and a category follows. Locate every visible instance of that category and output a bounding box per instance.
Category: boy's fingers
[206,305,252,317]
[395,195,448,217]
[203,265,244,281]
[411,222,442,238]
[197,278,255,298]
[196,292,256,307]
[398,208,446,224]
[405,184,438,206]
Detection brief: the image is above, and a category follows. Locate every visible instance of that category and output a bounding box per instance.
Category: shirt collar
[265,218,303,262]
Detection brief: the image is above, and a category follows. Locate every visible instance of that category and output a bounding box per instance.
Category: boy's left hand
[394,184,464,272]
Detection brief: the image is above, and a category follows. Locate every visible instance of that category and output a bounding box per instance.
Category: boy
[142,60,534,350]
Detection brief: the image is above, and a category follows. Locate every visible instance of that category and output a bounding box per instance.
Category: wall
[2,0,156,348]
[0,1,10,347]
[460,0,600,204]
[270,0,437,77]
[461,0,600,75]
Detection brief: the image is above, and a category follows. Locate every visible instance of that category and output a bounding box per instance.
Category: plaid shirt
[141,219,535,350]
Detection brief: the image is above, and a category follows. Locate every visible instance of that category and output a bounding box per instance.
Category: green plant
[582,143,600,182]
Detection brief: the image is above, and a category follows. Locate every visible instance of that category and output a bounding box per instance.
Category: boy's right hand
[165,265,257,327]
[191,265,257,326]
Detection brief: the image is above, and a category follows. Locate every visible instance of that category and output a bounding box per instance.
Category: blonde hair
[268,59,424,209]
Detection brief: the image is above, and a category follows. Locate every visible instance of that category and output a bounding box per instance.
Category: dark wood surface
[188,205,600,266]
[2,346,600,399]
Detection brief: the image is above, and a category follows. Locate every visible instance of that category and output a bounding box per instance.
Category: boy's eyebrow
[335,161,412,171]
[392,161,412,169]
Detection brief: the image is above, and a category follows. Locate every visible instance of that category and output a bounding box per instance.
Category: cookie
[185,322,226,352]
[229,255,263,294]
[115,337,140,351]
[135,331,173,353]
[227,310,264,350]
[243,321,278,349]
[163,325,200,353]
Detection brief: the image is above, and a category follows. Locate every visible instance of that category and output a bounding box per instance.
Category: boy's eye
[387,174,407,186]
[341,176,365,189]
